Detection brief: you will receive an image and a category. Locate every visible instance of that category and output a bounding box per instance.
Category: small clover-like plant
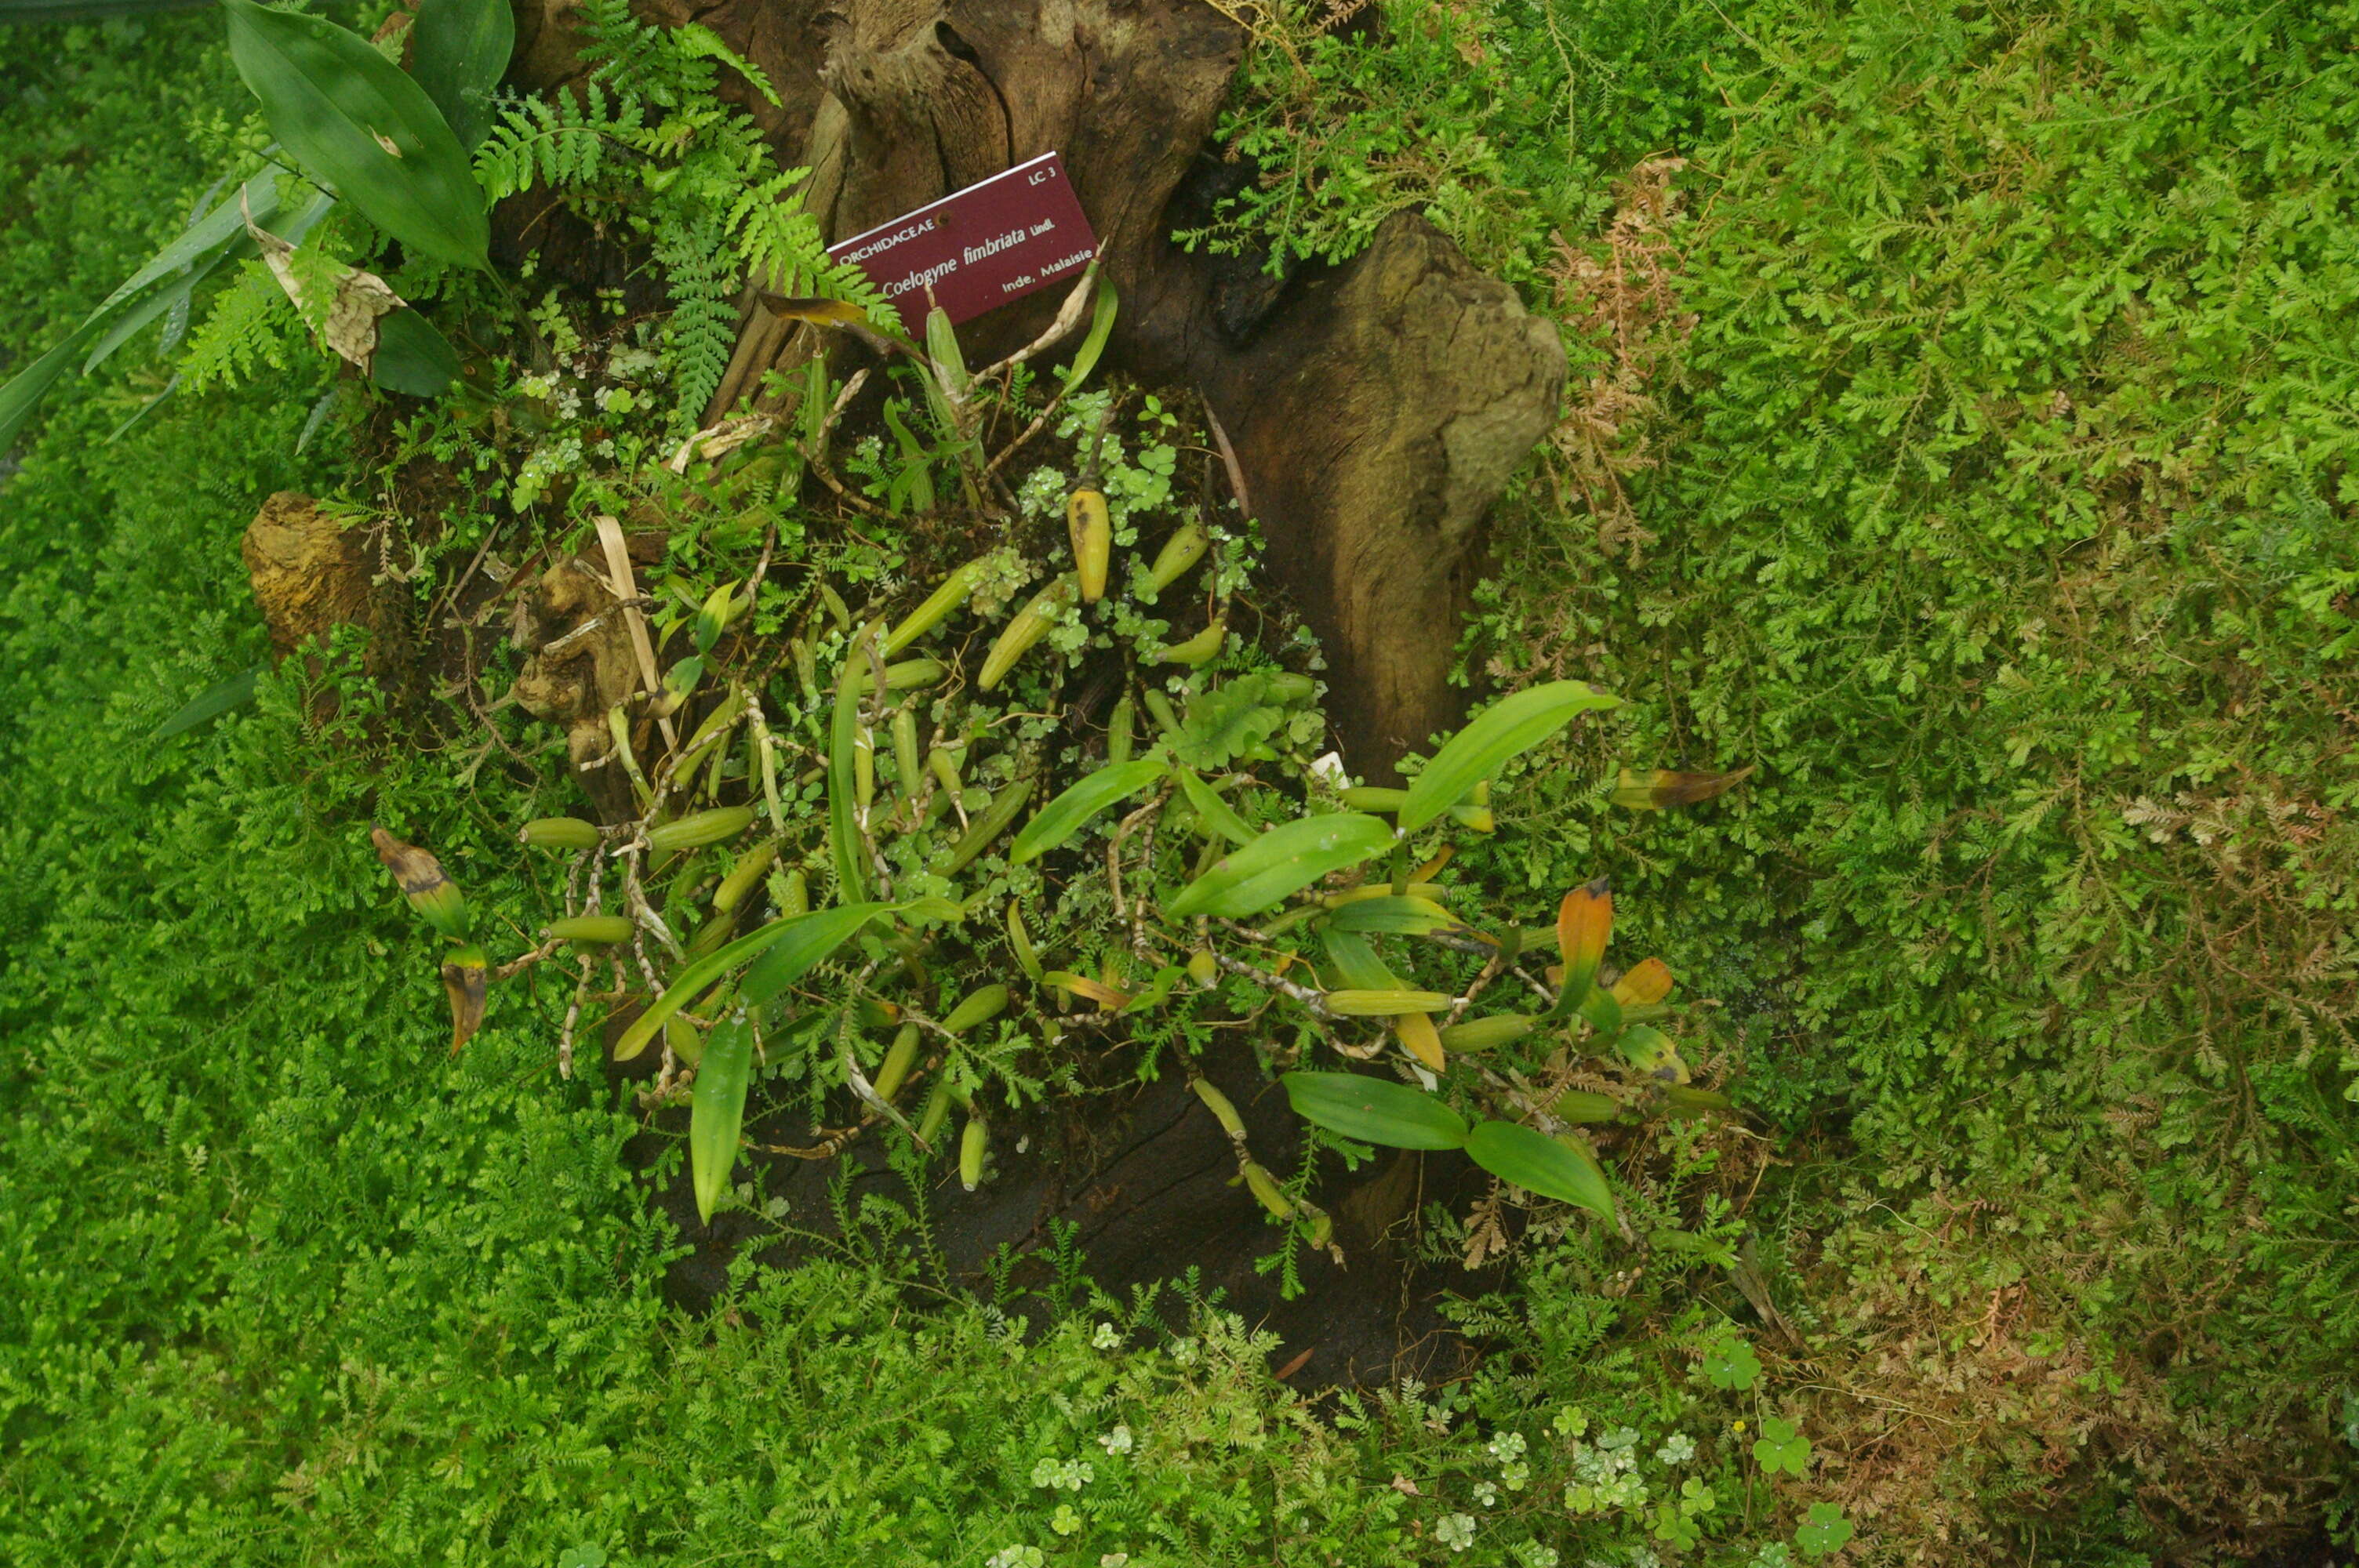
[1751,1416,1811,1477]
[1795,1501,1856,1558]
[1702,1337,1761,1391]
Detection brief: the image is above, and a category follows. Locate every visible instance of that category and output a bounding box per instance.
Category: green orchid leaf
[0,323,102,452]
[737,902,892,1007]
[689,1014,753,1223]
[1399,681,1623,833]
[1323,895,1458,935]
[1281,1070,1470,1151]
[1010,758,1167,863]
[84,188,333,377]
[1167,811,1393,919]
[369,307,460,397]
[1320,927,1400,991]
[407,0,514,151]
[1057,274,1118,397]
[613,903,888,1060]
[153,669,261,739]
[1174,767,1254,847]
[1463,1120,1616,1218]
[222,0,490,270]
[827,639,870,904]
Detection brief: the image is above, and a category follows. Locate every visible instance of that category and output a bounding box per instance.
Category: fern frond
[727,169,889,324]
[652,212,739,423]
[180,262,304,391]
[475,86,645,201]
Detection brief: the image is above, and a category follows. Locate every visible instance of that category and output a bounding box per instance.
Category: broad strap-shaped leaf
[1321,927,1400,991]
[153,669,261,739]
[737,902,892,1007]
[689,1014,754,1222]
[1281,1071,1470,1151]
[96,166,290,318]
[1324,895,1458,935]
[0,324,104,452]
[827,639,870,903]
[1175,767,1254,847]
[82,188,336,376]
[4,169,324,446]
[613,903,888,1060]
[1613,1022,1689,1083]
[1398,681,1622,833]
[1554,878,1612,1004]
[407,0,514,151]
[1058,275,1118,397]
[1610,955,1674,1007]
[369,307,460,397]
[222,0,489,270]
[1010,758,1166,863]
[1166,811,1394,920]
[1465,1120,1615,1218]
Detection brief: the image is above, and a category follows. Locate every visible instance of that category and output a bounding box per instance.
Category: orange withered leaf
[1612,765,1756,810]
[755,293,869,326]
[1554,877,1612,1002]
[371,825,471,941]
[1394,1010,1447,1072]
[1610,956,1674,1007]
[442,944,488,1054]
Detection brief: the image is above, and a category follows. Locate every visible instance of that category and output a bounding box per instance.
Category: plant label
[827,151,1100,335]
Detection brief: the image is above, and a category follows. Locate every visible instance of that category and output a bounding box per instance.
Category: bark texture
[242,491,404,674]
[507,0,1563,771]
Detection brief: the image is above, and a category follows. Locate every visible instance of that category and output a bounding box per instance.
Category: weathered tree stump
[242,491,407,683]
[503,0,1565,1380]
[508,0,1564,774]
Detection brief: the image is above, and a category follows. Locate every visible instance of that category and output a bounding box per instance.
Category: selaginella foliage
[1252,0,2359,1556]
[8,0,2359,1564]
[0,12,1831,1568]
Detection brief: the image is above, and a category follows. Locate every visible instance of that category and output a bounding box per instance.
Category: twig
[1201,399,1252,520]
[1209,949,1335,1019]
[980,338,1124,486]
[591,513,676,754]
[494,937,565,981]
[975,262,1100,383]
[1509,964,1560,1009]
[558,953,593,1080]
[744,521,783,606]
[1103,784,1170,924]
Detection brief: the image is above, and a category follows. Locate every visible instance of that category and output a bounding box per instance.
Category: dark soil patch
[614,1031,1512,1390]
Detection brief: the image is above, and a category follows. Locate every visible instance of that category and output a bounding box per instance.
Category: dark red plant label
[827,151,1100,336]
